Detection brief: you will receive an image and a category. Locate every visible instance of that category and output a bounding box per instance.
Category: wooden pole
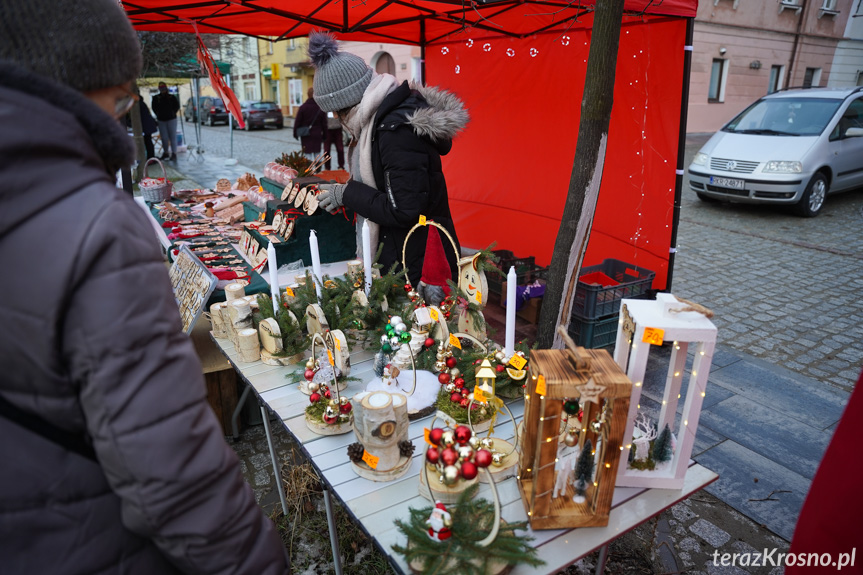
[536,0,626,350]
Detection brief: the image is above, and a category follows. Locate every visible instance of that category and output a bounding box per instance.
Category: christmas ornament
[438,373,451,385]
[474,449,492,468]
[425,502,453,541]
[429,428,444,446]
[426,447,440,464]
[563,399,580,415]
[446,357,457,369]
[460,461,478,480]
[454,425,472,445]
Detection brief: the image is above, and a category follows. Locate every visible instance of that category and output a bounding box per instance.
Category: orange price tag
[509,354,527,370]
[424,428,433,445]
[335,338,341,350]
[449,334,462,350]
[473,386,488,404]
[535,374,547,396]
[327,350,335,365]
[284,287,295,298]
[642,327,665,346]
[476,291,482,304]
[429,308,439,322]
[361,450,379,469]
[418,215,427,226]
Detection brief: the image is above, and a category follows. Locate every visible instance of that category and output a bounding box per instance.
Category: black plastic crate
[488,250,539,295]
[572,259,655,320]
[567,314,619,350]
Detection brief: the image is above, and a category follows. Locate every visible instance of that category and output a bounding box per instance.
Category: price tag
[429,308,440,322]
[476,291,482,304]
[418,215,427,226]
[535,374,547,396]
[424,427,432,445]
[335,338,341,350]
[284,287,295,298]
[473,386,488,404]
[449,333,462,350]
[361,450,379,469]
[509,354,527,370]
[327,350,335,365]
[642,327,665,346]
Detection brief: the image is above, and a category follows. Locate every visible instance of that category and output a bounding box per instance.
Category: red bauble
[424,337,435,348]
[304,369,315,381]
[459,398,469,408]
[454,425,472,444]
[495,364,506,373]
[450,392,463,403]
[441,447,459,467]
[438,373,451,385]
[474,449,493,468]
[445,357,458,369]
[404,283,412,292]
[339,403,352,414]
[460,461,478,480]
[323,414,339,425]
[309,392,321,403]
[324,389,332,399]
[454,377,465,387]
[429,428,444,446]
[426,446,440,464]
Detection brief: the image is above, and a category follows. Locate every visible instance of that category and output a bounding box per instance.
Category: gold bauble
[449,367,460,378]
[591,420,602,433]
[436,352,445,361]
[491,452,504,467]
[494,351,506,361]
[306,358,316,370]
[441,430,455,447]
[458,446,473,461]
[435,361,446,372]
[480,437,494,450]
[468,436,481,449]
[564,430,578,447]
[442,465,460,485]
[339,396,349,406]
[427,462,439,473]
[308,382,320,393]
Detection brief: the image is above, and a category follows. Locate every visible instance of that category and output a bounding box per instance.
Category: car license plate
[709,176,744,189]
[264,118,276,123]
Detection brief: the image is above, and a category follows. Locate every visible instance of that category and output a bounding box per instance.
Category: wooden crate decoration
[613,293,717,490]
[517,335,632,529]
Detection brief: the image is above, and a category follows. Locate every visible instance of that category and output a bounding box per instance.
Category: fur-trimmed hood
[406,82,469,145]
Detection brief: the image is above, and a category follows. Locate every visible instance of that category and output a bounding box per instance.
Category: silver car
[688,87,863,217]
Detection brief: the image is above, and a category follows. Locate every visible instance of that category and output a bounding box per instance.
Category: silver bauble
[444,383,456,393]
[308,382,320,393]
[494,351,505,361]
[390,316,403,327]
[441,430,455,447]
[468,436,481,449]
[449,367,460,378]
[395,322,407,334]
[458,446,473,461]
[442,465,460,485]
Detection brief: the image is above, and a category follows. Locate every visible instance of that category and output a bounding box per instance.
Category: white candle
[309,230,323,300]
[362,219,372,296]
[505,266,517,357]
[267,241,280,319]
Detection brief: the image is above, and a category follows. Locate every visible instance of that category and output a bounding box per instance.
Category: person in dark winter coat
[309,32,468,288]
[126,96,159,159]
[293,87,327,161]
[152,81,180,160]
[0,1,291,574]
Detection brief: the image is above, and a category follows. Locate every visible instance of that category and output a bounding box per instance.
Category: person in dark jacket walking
[0,1,291,574]
[309,32,468,290]
[127,94,159,159]
[293,87,327,161]
[152,81,180,160]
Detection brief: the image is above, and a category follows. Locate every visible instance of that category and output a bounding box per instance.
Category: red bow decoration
[196,34,244,128]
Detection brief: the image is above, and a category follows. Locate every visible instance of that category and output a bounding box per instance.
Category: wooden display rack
[518,329,632,529]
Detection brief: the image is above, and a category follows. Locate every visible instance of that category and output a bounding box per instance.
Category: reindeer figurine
[630,412,657,463]
[456,253,489,341]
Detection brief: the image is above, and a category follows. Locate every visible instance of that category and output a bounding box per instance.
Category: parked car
[688,87,863,217]
[233,101,284,130]
[183,96,229,126]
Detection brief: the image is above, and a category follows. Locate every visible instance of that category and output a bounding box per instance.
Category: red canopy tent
[126,0,698,290]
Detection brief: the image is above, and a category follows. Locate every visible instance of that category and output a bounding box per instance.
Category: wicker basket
[139,158,173,202]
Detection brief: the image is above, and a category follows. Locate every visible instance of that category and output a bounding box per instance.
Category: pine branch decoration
[393,483,544,573]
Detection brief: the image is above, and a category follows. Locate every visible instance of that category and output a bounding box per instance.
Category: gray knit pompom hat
[308,32,373,113]
[0,0,141,92]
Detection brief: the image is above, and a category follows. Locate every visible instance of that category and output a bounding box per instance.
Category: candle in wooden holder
[284,284,299,306]
[346,260,363,282]
[237,328,261,363]
[210,302,227,338]
[225,282,245,301]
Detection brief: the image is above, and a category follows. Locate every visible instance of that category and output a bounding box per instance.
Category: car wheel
[696,191,721,203]
[276,122,284,129]
[795,173,828,217]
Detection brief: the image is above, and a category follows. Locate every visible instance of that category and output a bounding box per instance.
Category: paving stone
[672,503,698,523]
[249,452,271,470]
[253,468,271,486]
[679,536,702,552]
[690,518,731,547]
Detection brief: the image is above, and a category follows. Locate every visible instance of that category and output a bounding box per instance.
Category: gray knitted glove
[317,183,346,213]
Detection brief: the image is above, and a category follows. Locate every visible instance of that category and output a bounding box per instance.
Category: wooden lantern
[613,293,717,489]
[518,329,632,529]
[474,358,497,399]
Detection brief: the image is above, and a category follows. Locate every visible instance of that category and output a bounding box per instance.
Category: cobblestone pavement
[676,134,863,392]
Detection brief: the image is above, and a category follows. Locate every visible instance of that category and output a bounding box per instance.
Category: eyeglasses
[115,85,139,118]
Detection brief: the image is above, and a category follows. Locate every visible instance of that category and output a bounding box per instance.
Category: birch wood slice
[418,466,479,505]
[210,302,227,338]
[351,455,411,482]
[298,379,347,396]
[306,304,329,335]
[225,282,246,301]
[293,186,308,209]
[305,416,353,436]
[258,318,283,354]
[237,328,261,363]
[260,350,304,366]
[304,192,318,215]
[478,439,518,483]
[283,219,295,241]
[287,183,300,203]
[329,329,350,376]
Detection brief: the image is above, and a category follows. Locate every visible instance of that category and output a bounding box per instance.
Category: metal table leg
[323,487,344,575]
[231,385,252,440]
[595,544,609,575]
[260,405,289,516]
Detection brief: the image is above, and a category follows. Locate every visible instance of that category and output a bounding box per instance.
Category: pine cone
[398,440,415,458]
[347,442,365,463]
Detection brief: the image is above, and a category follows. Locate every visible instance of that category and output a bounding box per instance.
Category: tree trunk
[536,0,626,350]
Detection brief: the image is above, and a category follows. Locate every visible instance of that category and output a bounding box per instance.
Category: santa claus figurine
[426,501,453,541]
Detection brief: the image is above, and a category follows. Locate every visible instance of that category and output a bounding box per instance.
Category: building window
[803,67,822,88]
[375,52,396,76]
[708,58,727,102]
[243,37,251,59]
[288,39,296,51]
[818,0,839,17]
[267,41,274,55]
[856,71,863,87]
[768,65,785,94]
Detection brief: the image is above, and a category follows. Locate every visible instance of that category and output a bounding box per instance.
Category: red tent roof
[126,0,696,43]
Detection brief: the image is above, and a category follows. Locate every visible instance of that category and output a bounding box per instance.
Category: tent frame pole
[665,16,694,293]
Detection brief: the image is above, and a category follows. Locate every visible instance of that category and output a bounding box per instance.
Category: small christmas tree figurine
[573,439,595,504]
[652,423,673,464]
